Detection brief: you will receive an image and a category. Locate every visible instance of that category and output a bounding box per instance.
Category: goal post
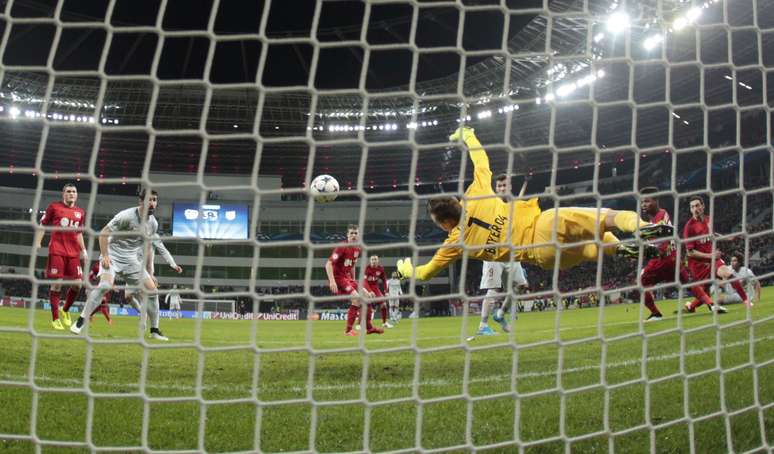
[178,298,235,314]
[0,0,771,453]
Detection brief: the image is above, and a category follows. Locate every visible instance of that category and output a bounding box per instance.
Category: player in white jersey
[475,174,529,336]
[70,189,183,340]
[122,232,179,327]
[165,285,182,311]
[713,254,760,305]
[386,272,403,323]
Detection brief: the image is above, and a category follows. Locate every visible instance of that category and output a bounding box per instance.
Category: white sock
[479,299,492,328]
[499,297,510,316]
[147,294,160,329]
[81,283,110,321]
[126,294,142,311]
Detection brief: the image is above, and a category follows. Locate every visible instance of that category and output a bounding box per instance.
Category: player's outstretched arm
[398,229,463,281]
[151,234,182,273]
[450,127,493,196]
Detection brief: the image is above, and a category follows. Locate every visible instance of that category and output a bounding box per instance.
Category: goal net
[0,0,772,452]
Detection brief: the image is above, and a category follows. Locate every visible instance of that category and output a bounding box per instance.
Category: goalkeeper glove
[449,126,476,142]
[396,258,414,280]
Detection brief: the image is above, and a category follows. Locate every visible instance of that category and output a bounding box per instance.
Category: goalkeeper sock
[62,288,78,312]
[49,290,61,321]
[613,211,647,233]
[345,305,358,332]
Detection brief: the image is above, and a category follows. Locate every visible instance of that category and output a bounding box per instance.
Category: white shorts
[170,301,181,310]
[483,288,503,300]
[720,292,743,304]
[511,262,528,287]
[98,256,149,288]
[388,298,400,307]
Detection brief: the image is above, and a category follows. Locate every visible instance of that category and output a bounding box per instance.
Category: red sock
[100,304,111,321]
[345,305,359,332]
[730,281,748,302]
[365,306,374,330]
[689,285,713,309]
[62,288,78,312]
[49,290,61,321]
[381,305,388,323]
[685,298,700,310]
[643,292,661,316]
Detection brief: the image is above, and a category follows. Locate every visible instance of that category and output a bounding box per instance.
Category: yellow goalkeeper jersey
[414,135,542,280]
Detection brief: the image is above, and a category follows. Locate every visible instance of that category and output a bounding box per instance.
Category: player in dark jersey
[34,183,88,330]
[324,225,383,336]
[683,196,749,311]
[363,255,392,329]
[638,188,718,321]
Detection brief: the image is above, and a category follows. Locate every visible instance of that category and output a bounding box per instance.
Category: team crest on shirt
[74,212,81,219]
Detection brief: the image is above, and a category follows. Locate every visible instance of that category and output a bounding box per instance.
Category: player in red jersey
[638,188,717,321]
[34,183,88,330]
[324,225,383,336]
[683,196,749,311]
[363,255,392,329]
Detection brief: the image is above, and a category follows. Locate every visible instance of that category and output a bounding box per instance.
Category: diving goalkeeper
[397,127,671,281]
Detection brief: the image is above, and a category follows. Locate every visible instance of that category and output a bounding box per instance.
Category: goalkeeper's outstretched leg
[529,207,670,270]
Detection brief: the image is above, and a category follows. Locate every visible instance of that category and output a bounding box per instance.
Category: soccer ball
[310,174,340,203]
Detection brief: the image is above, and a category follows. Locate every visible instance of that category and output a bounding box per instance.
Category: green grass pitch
[1,289,773,453]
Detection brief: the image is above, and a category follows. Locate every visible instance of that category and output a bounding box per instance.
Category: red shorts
[46,255,83,280]
[363,282,384,298]
[641,256,677,287]
[641,256,694,288]
[687,258,726,282]
[335,277,358,296]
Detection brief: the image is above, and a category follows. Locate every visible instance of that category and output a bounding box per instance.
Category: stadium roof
[0,0,766,193]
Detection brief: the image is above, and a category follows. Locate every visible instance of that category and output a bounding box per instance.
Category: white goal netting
[0,0,773,452]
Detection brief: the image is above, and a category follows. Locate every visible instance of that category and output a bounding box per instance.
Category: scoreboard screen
[172,203,249,240]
